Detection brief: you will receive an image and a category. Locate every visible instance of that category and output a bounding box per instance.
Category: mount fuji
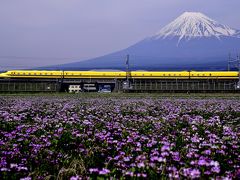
[52,12,240,70]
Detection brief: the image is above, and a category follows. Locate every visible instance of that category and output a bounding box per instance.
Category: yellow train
[0,70,239,79]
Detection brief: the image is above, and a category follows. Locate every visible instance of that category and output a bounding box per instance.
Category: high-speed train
[0,70,239,79]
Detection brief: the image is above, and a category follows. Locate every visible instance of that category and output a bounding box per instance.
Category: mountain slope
[48,12,240,71]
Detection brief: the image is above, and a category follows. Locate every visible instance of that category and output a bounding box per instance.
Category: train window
[50,73,53,75]
[28,73,31,75]
[45,73,47,75]
[197,74,199,76]
[17,73,20,75]
[40,73,42,75]
[209,74,212,76]
[174,74,176,76]
[203,74,205,76]
[150,74,152,76]
[142,74,144,76]
[34,73,36,75]
[169,74,171,76]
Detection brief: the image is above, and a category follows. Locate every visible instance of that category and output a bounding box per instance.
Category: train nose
[0,73,8,78]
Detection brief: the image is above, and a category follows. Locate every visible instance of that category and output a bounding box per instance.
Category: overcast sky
[0,0,240,69]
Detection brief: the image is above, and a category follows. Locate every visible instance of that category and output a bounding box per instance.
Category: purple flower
[123,157,130,162]
[189,169,201,178]
[137,173,147,177]
[204,171,211,175]
[10,163,18,168]
[161,145,170,152]
[203,149,211,155]
[57,127,63,133]
[211,166,220,173]
[0,97,239,179]
[182,168,191,176]
[172,152,180,161]
[0,168,10,172]
[210,160,220,167]
[137,162,145,168]
[198,159,208,166]
[17,166,28,171]
[89,168,99,173]
[191,135,200,143]
[70,176,79,180]
[125,171,134,177]
[99,168,110,175]
[83,120,92,125]
[20,177,31,180]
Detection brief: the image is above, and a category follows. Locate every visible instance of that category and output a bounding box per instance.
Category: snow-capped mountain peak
[154,12,239,42]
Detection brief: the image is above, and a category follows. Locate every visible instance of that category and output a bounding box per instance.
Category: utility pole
[228,53,231,71]
[60,69,64,92]
[123,54,131,91]
[226,53,240,89]
[126,54,130,83]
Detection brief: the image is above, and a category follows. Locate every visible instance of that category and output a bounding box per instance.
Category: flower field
[0,95,240,179]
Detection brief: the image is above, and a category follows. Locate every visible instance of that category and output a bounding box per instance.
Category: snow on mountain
[153,12,239,43]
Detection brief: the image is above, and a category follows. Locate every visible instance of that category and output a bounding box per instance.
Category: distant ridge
[45,12,240,71]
